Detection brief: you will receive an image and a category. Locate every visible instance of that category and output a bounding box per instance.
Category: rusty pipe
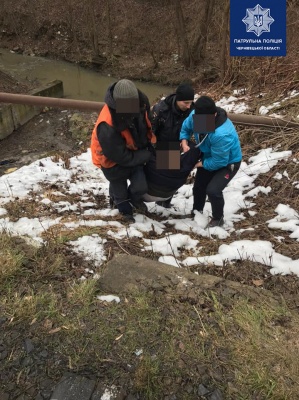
[0,92,104,112]
[1,92,299,129]
[227,112,299,129]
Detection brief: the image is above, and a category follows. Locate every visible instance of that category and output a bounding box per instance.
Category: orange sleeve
[145,111,156,144]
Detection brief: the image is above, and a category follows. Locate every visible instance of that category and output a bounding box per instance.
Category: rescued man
[150,82,195,208]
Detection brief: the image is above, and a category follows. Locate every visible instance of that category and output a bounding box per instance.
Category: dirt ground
[0,74,299,302]
[0,109,82,174]
[0,71,92,174]
[1,105,299,312]
[1,77,299,399]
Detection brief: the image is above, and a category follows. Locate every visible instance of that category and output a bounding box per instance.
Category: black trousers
[193,162,240,220]
[103,165,148,214]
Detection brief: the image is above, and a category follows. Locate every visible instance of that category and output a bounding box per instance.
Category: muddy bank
[0,109,94,176]
[0,37,210,89]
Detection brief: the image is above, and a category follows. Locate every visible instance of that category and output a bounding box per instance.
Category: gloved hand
[147,142,156,153]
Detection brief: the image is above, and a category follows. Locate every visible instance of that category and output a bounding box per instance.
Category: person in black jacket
[150,82,195,208]
[143,144,201,203]
[91,79,156,222]
[151,83,195,142]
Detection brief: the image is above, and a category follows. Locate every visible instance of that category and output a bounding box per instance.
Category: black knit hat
[175,83,194,101]
[195,96,217,114]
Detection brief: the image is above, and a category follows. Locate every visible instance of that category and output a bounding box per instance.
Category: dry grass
[1,88,299,398]
[1,232,299,399]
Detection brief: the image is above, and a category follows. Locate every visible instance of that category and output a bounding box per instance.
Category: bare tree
[105,0,113,56]
[191,0,216,63]
[219,0,230,82]
[173,0,193,67]
[83,0,99,57]
[64,0,77,42]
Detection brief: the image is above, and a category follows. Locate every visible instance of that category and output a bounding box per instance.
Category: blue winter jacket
[179,108,242,171]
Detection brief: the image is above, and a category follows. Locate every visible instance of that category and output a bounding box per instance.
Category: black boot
[130,199,147,212]
[156,197,172,209]
[205,217,224,228]
[117,200,134,218]
[109,196,115,209]
[122,214,135,222]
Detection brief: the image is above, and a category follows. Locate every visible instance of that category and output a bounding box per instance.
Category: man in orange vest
[91,79,156,222]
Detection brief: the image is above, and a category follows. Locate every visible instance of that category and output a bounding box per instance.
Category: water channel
[0,48,174,103]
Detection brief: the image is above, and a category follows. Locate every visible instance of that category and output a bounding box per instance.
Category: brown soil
[0,71,95,171]
[1,103,299,313]
[0,70,32,94]
[0,109,82,173]
[1,131,299,400]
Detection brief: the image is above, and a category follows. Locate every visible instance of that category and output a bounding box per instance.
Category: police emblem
[242,4,274,37]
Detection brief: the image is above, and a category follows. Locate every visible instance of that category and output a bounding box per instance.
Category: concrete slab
[50,374,96,400]
[0,80,64,139]
[97,254,277,304]
[0,105,14,140]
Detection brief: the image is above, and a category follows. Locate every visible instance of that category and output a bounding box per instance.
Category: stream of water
[0,48,173,103]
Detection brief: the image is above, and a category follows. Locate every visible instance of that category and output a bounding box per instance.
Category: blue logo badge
[242,4,274,37]
[230,0,286,57]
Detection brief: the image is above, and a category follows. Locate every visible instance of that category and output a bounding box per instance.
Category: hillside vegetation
[0,0,298,92]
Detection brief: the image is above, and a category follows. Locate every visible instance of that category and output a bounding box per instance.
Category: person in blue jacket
[180,95,242,228]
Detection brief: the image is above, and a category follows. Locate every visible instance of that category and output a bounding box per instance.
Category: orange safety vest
[91,104,156,169]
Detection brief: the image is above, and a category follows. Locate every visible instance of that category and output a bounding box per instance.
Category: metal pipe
[0,92,104,112]
[1,92,298,128]
[226,112,299,129]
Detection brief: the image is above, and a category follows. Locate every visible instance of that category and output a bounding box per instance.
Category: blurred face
[115,98,139,114]
[176,100,193,111]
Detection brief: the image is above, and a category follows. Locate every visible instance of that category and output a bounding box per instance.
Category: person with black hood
[150,82,195,208]
[91,79,156,222]
[151,83,195,142]
[143,144,201,202]
[180,95,242,228]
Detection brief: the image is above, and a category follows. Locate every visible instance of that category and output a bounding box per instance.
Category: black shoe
[131,200,147,212]
[205,217,224,228]
[109,197,115,209]
[122,213,135,222]
[117,200,133,215]
[156,200,172,209]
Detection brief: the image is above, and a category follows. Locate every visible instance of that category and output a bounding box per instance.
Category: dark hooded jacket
[144,145,201,198]
[92,83,155,180]
[150,93,195,142]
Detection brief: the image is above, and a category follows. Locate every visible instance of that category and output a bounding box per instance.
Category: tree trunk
[173,0,192,67]
[106,0,113,56]
[191,0,215,63]
[219,0,230,82]
[85,0,99,57]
